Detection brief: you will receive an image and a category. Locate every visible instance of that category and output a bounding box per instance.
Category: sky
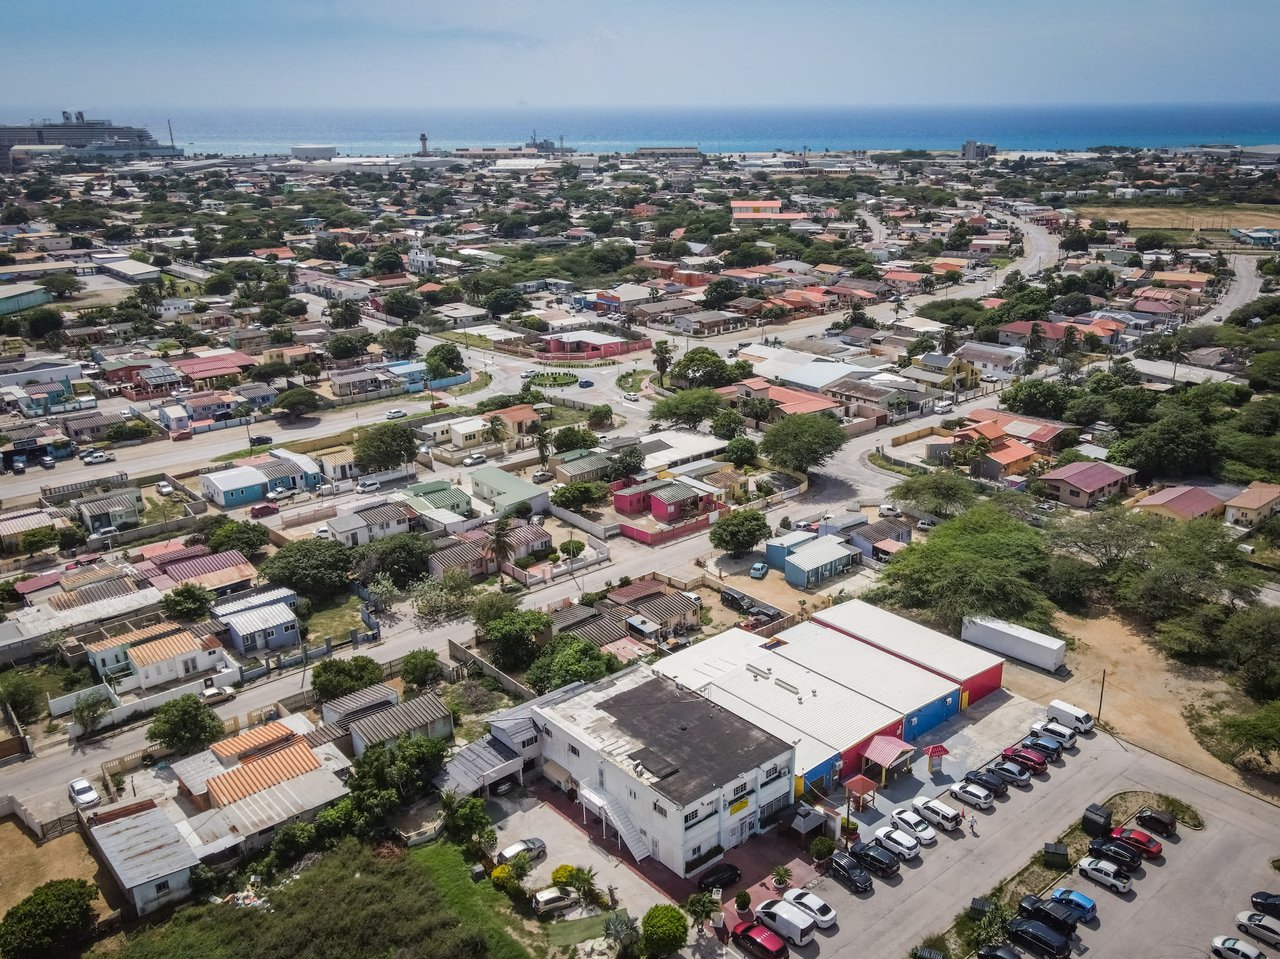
[3,0,1279,112]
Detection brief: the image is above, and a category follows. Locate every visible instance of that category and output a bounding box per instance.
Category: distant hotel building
[961,140,997,161]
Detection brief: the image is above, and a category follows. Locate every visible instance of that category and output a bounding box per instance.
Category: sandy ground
[999,609,1280,802]
[0,818,126,918]
[1076,204,1280,230]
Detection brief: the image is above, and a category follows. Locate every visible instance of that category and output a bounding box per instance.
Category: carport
[436,735,522,796]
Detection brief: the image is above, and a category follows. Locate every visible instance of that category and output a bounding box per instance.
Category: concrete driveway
[487,787,671,917]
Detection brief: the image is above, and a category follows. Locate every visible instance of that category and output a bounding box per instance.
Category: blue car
[578,380,594,388]
[750,562,768,579]
[1049,888,1097,923]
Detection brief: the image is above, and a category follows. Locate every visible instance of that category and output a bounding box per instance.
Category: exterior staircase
[582,784,649,862]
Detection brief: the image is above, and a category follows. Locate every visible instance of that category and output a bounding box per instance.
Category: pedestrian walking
[969,815,977,835]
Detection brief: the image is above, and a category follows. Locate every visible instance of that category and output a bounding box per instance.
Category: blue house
[200,465,268,507]
[213,586,301,655]
[783,535,857,588]
[849,518,913,560]
[764,529,817,570]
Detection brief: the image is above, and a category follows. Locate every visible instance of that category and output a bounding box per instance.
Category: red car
[249,503,280,518]
[64,553,102,570]
[731,921,789,959]
[1109,827,1162,859]
[1002,746,1048,775]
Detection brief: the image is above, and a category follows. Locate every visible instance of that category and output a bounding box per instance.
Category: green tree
[1113,409,1216,478]
[273,387,325,421]
[207,520,271,558]
[487,516,516,587]
[351,533,436,589]
[483,610,551,672]
[146,693,225,753]
[371,246,405,274]
[588,404,614,429]
[161,582,216,620]
[483,288,528,316]
[311,656,385,701]
[525,634,620,694]
[471,590,521,628]
[35,273,84,299]
[400,649,444,689]
[378,324,421,358]
[551,481,611,511]
[650,388,724,429]
[0,671,41,725]
[70,690,112,738]
[250,360,291,383]
[354,422,415,472]
[440,791,497,856]
[19,526,58,557]
[261,538,353,597]
[739,396,777,430]
[759,414,849,473]
[670,347,735,388]
[652,339,676,387]
[327,333,366,361]
[684,892,719,936]
[700,278,740,311]
[710,408,746,440]
[1219,607,1280,700]
[724,436,758,468]
[888,472,977,518]
[552,425,599,454]
[57,525,87,551]
[641,904,689,958]
[1220,700,1280,763]
[0,879,98,959]
[870,502,1054,633]
[1000,378,1072,419]
[427,342,465,372]
[709,509,771,557]
[531,423,552,469]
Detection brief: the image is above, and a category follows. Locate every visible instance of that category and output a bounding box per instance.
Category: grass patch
[546,910,627,948]
[447,371,492,395]
[412,842,545,959]
[436,331,494,350]
[1076,203,1280,231]
[540,405,590,428]
[304,593,364,642]
[530,372,579,387]
[1183,696,1247,766]
[9,661,95,719]
[141,495,185,526]
[617,370,654,392]
[868,451,927,477]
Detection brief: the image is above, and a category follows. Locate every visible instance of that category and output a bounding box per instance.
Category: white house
[407,245,438,275]
[531,665,794,879]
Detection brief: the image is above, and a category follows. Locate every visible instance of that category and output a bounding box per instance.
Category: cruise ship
[0,110,183,169]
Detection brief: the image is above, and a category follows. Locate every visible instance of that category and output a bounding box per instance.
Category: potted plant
[770,865,792,890]
[735,890,752,913]
[841,817,860,841]
[809,835,835,867]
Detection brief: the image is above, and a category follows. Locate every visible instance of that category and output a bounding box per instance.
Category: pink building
[539,331,650,359]
[612,478,716,522]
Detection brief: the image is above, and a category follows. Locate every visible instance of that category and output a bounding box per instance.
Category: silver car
[496,837,546,865]
[1236,912,1280,949]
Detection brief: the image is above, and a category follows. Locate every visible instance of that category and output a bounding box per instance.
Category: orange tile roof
[986,440,1037,465]
[1226,482,1280,510]
[211,721,295,760]
[126,631,201,668]
[206,741,320,806]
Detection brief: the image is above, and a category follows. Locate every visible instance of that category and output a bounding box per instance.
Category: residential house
[87,804,201,917]
[953,342,1025,380]
[1137,486,1227,522]
[219,603,302,655]
[1038,461,1136,508]
[323,501,413,547]
[783,535,857,588]
[181,390,239,422]
[200,465,269,507]
[552,449,613,484]
[849,519,912,560]
[82,620,191,683]
[59,410,125,443]
[612,478,716,523]
[74,488,145,534]
[143,549,257,597]
[157,404,191,433]
[127,630,227,692]
[404,480,473,516]
[903,352,979,392]
[716,377,842,421]
[539,330,636,359]
[470,467,549,515]
[997,320,1068,349]
[672,310,740,337]
[764,529,818,571]
[1224,482,1280,529]
[428,521,552,579]
[348,694,453,758]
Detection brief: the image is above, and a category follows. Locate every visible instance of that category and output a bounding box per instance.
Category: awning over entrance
[862,735,914,786]
[791,804,827,835]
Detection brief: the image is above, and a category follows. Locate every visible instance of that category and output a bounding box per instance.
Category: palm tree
[652,339,675,387]
[487,516,515,586]
[530,423,551,469]
[1167,332,1190,386]
[484,415,507,448]
[740,397,776,430]
[566,865,600,904]
[939,327,959,355]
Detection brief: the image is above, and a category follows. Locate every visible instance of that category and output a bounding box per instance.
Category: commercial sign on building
[729,796,750,816]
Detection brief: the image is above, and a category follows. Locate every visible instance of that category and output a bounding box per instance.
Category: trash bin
[969,897,994,919]
[1043,842,1070,870]
[1081,803,1112,838]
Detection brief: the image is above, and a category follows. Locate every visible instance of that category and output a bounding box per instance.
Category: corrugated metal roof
[812,599,1003,682]
[220,603,298,636]
[766,529,818,549]
[90,805,200,890]
[350,694,451,745]
[355,503,409,526]
[212,586,296,618]
[190,767,349,851]
[324,683,396,721]
[82,620,183,653]
[436,734,520,796]
[127,630,201,667]
[206,741,320,806]
[772,621,960,714]
[785,535,856,572]
[210,720,295,760]
[48,578,138,611]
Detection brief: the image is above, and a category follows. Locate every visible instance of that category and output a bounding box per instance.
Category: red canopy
[921,744,950,759]
[842,774,878,798]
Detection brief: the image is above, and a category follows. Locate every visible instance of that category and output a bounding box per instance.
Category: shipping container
[961,616,1065,673]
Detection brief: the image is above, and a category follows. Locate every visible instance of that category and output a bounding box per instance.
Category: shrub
[0,879,98,959]
[641,904,689,958]
[551,864,575,886]
[734,890,751,911]
[809,835,835,861]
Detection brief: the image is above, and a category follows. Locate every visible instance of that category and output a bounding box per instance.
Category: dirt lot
[999,609,1280,802]
[0,818,125,918]
[1076,203,1280,231]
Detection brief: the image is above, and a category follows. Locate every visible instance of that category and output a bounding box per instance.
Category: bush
[809,835,835,861]
[400,649,444,688]
[311,656,384,701]
[551,864,575,886]
[641,904,689,958]
[735,890,752,911]
[272,821,317,866]
[0,879,97,959]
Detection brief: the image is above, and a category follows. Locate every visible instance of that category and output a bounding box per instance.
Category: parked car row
[1209,891,1280,958]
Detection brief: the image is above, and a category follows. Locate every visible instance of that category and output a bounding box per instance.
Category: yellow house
[1224,481,1280,529]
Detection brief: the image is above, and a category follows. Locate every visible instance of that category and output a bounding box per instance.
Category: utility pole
[1097,669,1106,724]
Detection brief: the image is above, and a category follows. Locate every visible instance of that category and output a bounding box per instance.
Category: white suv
[1030,719,1077,751]
[874,826,921,860]
[949,782,994,810]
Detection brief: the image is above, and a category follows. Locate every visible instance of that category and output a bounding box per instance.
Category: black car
[848,841,900,878]
[1252,892,1280,920]
[249,435,274,446]
[827,850,873,892]
[1017,895,1079,937]
[1135,806,1178,837]
[1007,917,1070,959]
[988,760,1032,787]
[696,861,742,892]
[977,946,1021,959]
[1087,839,1143,872]
[1018,735,1063,762]
[964,769,1009,797]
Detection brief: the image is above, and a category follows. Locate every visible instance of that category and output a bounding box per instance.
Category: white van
[1047,699,1094,733]
[934,399,954,414]
[911,796,962,832]
[755,899,816,947]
